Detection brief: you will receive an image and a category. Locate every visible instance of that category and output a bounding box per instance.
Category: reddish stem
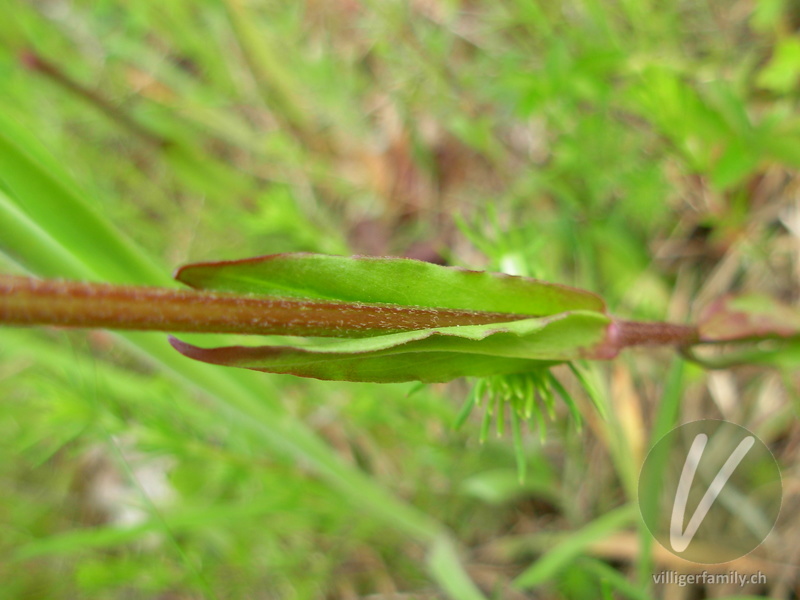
[0,276,705,356]
[588,319,699,359]
[0,275,530,337]
[614,319,699,347]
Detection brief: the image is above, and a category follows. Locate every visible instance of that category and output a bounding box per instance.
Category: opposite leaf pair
[169,253,614,383]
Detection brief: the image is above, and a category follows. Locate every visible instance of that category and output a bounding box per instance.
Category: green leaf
[175,253,606,316]
[170,311,611,383]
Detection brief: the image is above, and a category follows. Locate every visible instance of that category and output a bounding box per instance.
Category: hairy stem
[0,276,705,353]
[0,275,530,337]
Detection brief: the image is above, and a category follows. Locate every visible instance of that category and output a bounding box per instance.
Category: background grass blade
[0,117,480,597]
[513,504,639,589]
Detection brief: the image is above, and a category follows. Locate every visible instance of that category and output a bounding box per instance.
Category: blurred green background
[1,0,799,598]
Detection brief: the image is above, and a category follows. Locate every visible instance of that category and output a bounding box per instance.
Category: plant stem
[614,319,699,347]
[0,275,529,337]
[0,276,704,351]
[587,319,699,359]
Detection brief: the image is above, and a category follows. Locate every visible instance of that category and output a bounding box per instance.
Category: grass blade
[513,504,638,589]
